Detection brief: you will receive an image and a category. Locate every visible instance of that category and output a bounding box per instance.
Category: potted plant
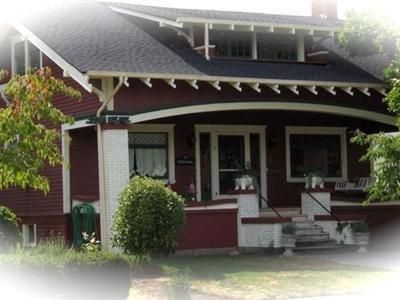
[235,162,257,190]
[350,221,369,253]
[281,223,296,256]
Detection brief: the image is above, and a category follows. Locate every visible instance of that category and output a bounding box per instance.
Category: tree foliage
[112,176,185,256]
[0,67,80,193]
[339,12,400,202]
[338,11,399,59]
[0,205,21,252]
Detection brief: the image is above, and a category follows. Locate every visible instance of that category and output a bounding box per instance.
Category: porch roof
[10,1,386,95]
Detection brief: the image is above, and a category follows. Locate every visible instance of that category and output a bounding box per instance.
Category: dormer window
[11,37,42,75]
[210,30,300,61]
[257,33,297,61]
[211,31,251,59]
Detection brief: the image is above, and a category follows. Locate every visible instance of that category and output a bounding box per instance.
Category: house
[1,1,399,252]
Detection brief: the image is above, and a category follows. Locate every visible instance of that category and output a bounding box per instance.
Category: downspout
[92,76,127,248]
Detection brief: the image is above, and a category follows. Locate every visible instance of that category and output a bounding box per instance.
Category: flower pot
[354,232,369,253]
[282,234,296,256]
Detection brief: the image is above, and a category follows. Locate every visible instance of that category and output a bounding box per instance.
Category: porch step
[295,227,324,235]
[296,232,330,242]
[292,215,309,222]
[285,216,341,252]
[260,207,301,218]
[293,220,315,228]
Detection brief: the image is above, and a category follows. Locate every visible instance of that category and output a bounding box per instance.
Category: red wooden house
[1,1,399,252]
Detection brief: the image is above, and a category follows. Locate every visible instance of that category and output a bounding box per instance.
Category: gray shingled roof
[108,2,342,28]
[14,2,381,84]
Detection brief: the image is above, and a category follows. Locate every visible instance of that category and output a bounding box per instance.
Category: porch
[64,109,398,250]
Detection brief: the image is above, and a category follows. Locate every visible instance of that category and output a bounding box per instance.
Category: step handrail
[259,193,283,218]
[305,191,340,222]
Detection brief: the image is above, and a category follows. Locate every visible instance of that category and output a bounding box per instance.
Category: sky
[2,0,400,27]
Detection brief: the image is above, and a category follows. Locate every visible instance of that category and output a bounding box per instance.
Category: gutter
[92,76,128,247]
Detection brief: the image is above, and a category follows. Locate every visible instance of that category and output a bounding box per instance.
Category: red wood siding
[115,79,389,115]
[70,127,99,201]
[177,208,238,250]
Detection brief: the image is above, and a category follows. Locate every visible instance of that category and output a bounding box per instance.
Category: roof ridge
[106,2,344,22]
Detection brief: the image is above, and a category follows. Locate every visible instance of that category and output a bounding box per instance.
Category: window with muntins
[257,33,297,61]
[286,127,347,182]
[211,31,251,58]
[128,133,168,180]
[12,38,42,75]
[290,134,342,178]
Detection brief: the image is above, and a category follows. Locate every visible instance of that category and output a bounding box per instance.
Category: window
[286,127,347,182]
[22,224,37,247]
[128,124,175,183]
[11,37,42,75]
[257,33,297,61]
[211,31,251,58]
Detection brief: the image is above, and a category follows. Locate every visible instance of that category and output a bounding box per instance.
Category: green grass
[142,255,395,299]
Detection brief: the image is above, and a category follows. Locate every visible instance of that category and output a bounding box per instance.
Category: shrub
[350,222,369,233]
[112,176,185,256]
[0,205,21,252]
[282,223,296,235]
[0,239,141,300]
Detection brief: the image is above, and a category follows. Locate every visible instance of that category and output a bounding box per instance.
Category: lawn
[130,254,396,299]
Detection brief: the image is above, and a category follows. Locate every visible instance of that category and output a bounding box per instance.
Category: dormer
[108,1,340,63]
[11,35,42,75]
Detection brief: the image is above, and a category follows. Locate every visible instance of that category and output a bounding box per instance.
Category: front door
[215,134,247,198]
[195,125,267,201]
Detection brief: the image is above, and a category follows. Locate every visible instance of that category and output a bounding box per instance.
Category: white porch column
[100,126,130,249]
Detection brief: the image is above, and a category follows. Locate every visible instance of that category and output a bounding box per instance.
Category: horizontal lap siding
[0,52,101,217]
[114,79,389,115]
[70,127,99,200]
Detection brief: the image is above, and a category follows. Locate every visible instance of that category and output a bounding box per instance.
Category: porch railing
[305,191,341,222]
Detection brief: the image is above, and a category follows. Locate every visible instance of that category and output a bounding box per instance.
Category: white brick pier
[232,191,283,249]
[100,127,130,249]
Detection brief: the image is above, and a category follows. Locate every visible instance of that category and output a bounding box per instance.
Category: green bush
[282,223,296,235]
[350,222,369,233]
[112,176,185,256]
[0,205,21,252]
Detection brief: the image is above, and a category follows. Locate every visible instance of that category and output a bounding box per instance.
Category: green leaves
[0,67,80,193]
[112,176,185,256]
[337,11,399,59]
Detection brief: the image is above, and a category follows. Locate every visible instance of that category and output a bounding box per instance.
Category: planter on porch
[282,223,296,256]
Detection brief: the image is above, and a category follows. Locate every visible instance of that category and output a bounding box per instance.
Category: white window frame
[22,224,37,247]
[285,126,348,182]
[11,35,43,75]
[128,124,175,184]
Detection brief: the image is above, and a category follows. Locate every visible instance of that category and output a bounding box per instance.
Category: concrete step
[296,239,337,248]
[293,220,316,228]
[291,215,309,222]
[296,232,330,242]
[260,207,301,218]
[294,243,341,252]
[295,227,324,235]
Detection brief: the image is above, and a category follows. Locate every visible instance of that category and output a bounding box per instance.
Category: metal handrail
[305,191,340,222]
[259,193,282,218]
